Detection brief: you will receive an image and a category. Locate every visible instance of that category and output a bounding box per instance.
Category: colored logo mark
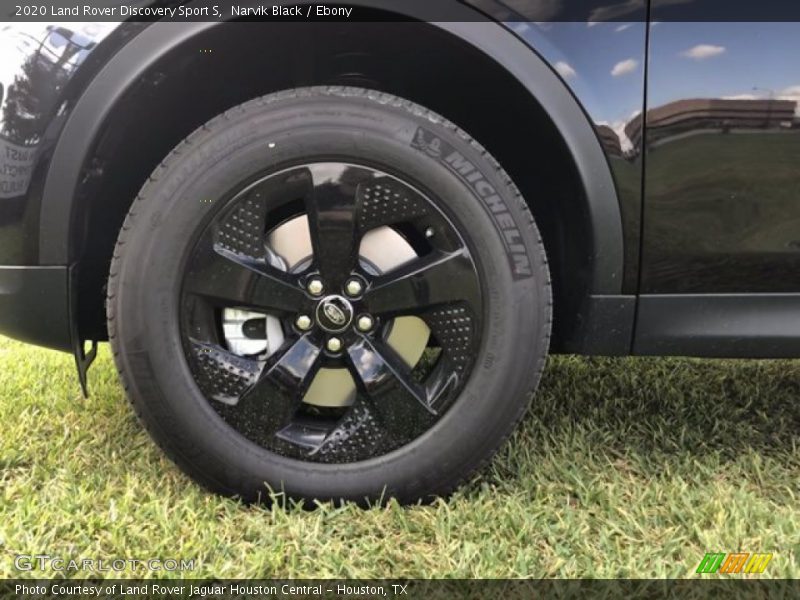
[696,552,773,574]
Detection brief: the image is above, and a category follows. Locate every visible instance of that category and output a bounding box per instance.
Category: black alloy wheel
[108,87,551,504]
[182,163,483,462]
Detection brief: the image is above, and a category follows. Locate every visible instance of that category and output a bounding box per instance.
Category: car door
[634,3,800,357]
[641,11,800,294]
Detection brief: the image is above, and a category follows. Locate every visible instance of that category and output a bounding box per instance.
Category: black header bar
[3,0,800,23]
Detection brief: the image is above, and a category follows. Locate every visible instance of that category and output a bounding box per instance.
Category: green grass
[1,335,798,579]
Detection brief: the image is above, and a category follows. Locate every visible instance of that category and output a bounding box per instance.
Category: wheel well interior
[74,21,594,351]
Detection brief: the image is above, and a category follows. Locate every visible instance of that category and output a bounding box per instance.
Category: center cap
[316,295,354,333]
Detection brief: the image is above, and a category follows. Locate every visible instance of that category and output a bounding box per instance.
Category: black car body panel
[642,20,800,294]
[0,22,140,264]
[1,0,799,381]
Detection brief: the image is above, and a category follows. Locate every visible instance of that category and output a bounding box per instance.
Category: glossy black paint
[641,21,800,293]
[0,22,142,264]
[346,337,437,441]
[500,19,648,293]
[302,166,365,290]
[367,250,480,320]
[2,10,628,359]
[9,4,625,295]
[185,244,307,315]
[1,2,799,368]
[182,162,482,461]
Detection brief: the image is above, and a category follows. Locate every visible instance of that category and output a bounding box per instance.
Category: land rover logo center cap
[316,295,354,332]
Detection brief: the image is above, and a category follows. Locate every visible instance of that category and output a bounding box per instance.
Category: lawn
[1,335,798,579]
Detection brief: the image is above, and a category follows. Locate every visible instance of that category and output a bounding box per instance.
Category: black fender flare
[38,1,624,296]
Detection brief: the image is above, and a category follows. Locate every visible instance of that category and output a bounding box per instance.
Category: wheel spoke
[242,336,320,432]
[358,177,431,230]
[184,244,305,314]
[236,335,323,435]
[418,303,478,406]
[309,398,392,462]
[365,249,480,317]
[189,339,262,406]
[346,338,436,442]
[303,164,373,286]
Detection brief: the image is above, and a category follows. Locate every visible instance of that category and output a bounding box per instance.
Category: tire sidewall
[112,90,549,502]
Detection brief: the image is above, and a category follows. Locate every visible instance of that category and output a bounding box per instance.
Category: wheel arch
[38,6,629,355]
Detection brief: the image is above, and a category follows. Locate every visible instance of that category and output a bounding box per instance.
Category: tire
[107,86,551,504]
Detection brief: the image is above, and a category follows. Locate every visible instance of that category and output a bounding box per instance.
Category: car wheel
[107,87,551,504]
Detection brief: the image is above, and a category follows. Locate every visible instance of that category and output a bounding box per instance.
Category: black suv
[1,3,798,503]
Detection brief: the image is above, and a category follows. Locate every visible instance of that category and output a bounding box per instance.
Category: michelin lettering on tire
[412,127,533,280]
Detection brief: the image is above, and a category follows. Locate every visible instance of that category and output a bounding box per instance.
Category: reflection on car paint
[642,22,800,293]
[0,24,115,199]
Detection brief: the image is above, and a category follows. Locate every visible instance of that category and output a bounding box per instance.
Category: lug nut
[295,315,312,331]
[345,279,363,297]
[326,337,343,353]
[307,278,324,296]
[356,315,374,332]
